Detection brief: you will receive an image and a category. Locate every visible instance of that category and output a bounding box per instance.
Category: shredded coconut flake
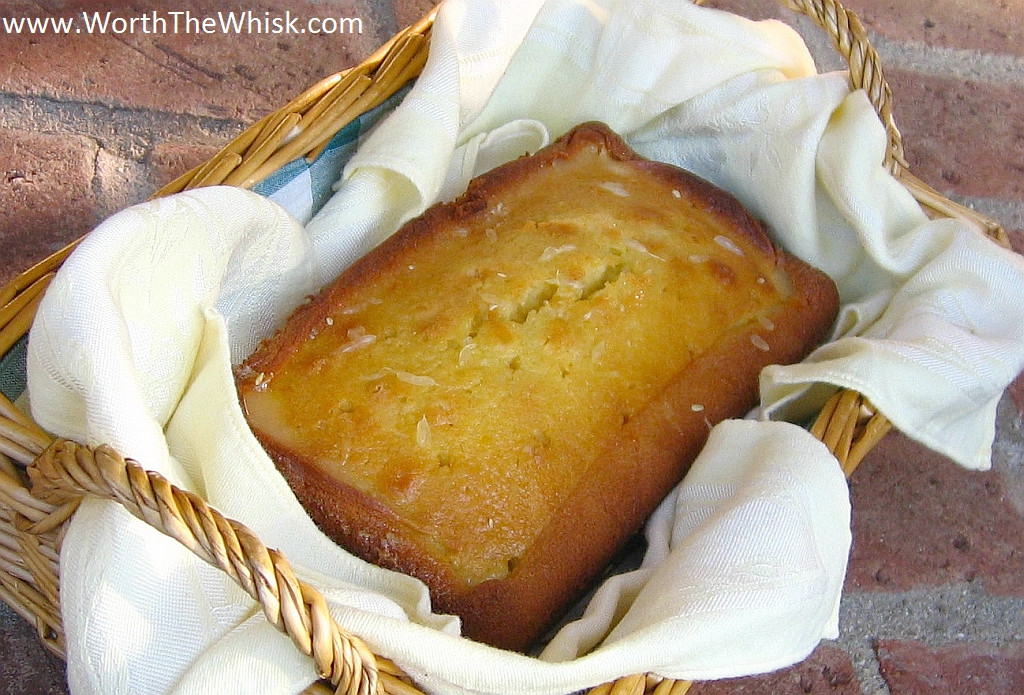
[478,292,503,309]
[340,326,376,353]
[394,370,438,387]
[714,235,745,256]
[342,298,384,315]
[416,415,432,448]
[599,181,630,197]
[539,244,577,262]
[624,238,648,253]
[458,343,477,366]
[624,237,664,261]
[341,334,376,352]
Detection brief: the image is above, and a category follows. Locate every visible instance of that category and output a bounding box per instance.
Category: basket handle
[779,0,904,172]
[772,0,1008,245]
[28,440,388,695]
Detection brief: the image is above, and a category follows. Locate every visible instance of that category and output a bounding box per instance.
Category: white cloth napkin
[24,0,1024,694]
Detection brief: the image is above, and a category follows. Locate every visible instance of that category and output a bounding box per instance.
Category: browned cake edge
[237,122,841,652]
[239,122,781,376]
[453,253,839,650]
[249,255,838,652]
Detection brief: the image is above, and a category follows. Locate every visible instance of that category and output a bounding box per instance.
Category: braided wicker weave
[0,1,1009,694]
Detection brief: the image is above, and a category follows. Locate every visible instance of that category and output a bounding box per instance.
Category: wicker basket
[0,1,1010,693]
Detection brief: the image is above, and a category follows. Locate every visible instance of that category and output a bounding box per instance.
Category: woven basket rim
[0,1,1010,694]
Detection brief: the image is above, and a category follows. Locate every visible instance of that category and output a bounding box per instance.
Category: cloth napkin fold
[24,0,1024,694]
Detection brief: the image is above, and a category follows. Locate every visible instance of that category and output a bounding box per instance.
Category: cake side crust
[453,251,840,650]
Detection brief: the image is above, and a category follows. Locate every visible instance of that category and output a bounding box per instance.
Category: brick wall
[702,2,1024,693]
[2,1,1022,694]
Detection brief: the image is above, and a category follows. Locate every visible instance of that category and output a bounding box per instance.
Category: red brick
[145,141,222,191]
[688,644,862,694]
[876,639,1024,694]
[394,0,440,28]
[695,0,780,21]
[0,129,99,287]
[846,0,1024,58]
[0,607,66,695]
[1010,229,1024,256]
[0,1,397,122]
[1011,377,1024,422]
[698,2,1022,205]
[886,70,1024,202]
[846,431,1024,596]
[92,149,156,222]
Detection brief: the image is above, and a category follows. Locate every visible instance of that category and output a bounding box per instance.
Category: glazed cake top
[237,123,795,587]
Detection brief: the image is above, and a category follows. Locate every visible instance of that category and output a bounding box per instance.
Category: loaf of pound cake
[236,122,840,652]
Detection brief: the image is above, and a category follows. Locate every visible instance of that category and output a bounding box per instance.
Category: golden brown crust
[241,122,780,377]
[237,121,840,652]
[453,253,838,649]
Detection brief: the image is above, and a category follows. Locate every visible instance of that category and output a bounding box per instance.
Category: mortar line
[867,32,1024,88]
[954,196,1024,232]
[0,91,246,161]
[838,583,1024,687]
